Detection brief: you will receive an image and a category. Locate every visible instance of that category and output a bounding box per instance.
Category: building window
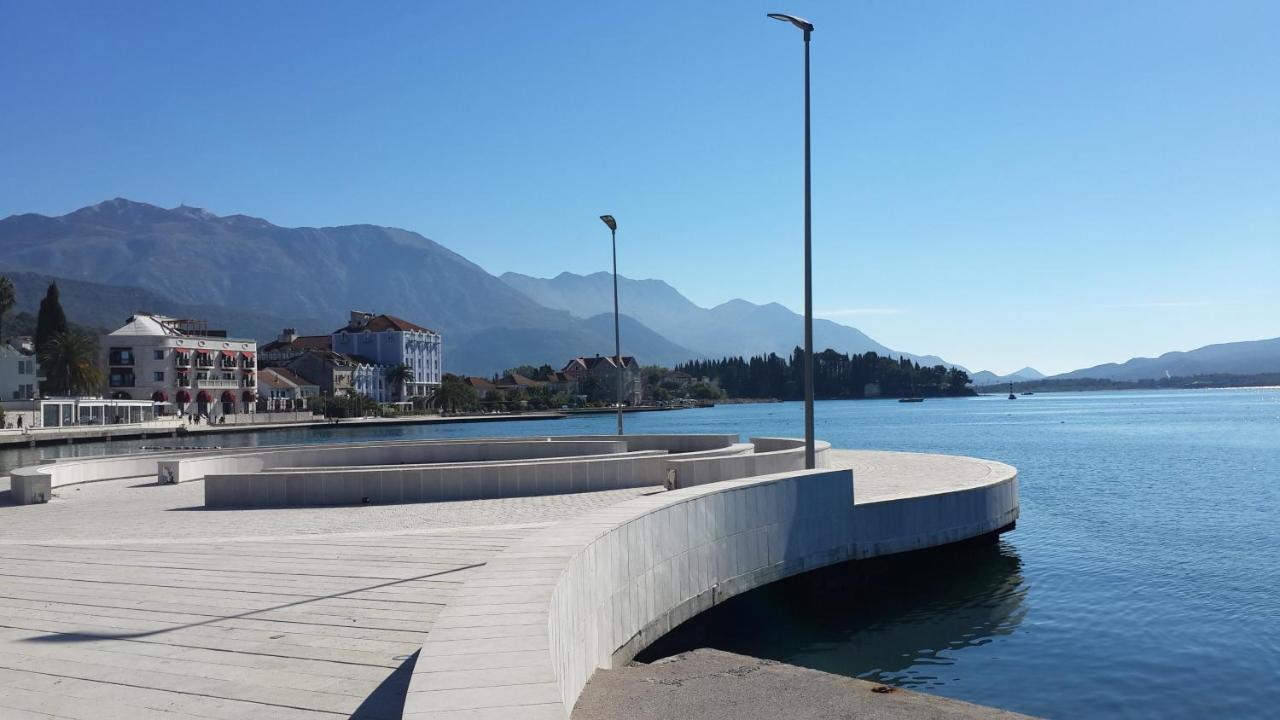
[154,350,165,360]
[154,371,165,382]
[109,369,136,388]
[109,347,135,366]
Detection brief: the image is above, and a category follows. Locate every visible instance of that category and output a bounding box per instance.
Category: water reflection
[638,538,1027,690]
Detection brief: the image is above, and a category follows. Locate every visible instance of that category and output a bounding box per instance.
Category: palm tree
[0,276,14,340]
[384,364,414,403]
[39,331,102,397]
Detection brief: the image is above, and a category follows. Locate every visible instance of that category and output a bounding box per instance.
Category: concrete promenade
[0,445,1017,719]
[0,411,568,450]
[0,474,649,719]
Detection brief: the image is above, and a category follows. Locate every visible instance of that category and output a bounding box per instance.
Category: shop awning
[151,390,168,402]
[176,390,192,403]
[220,350,236,359]
[195,349,211,356]
[196,390,212,402]
[220,390,236,402]
[242,390,256,402]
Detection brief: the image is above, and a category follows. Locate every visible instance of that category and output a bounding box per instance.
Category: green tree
[434,374,480,413]
[35,282,69,362]
[384,363,414,402]
[0,275,14,340]
[39,331,102,397]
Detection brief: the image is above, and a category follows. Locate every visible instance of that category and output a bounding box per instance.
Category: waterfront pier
[0,434,1017,719]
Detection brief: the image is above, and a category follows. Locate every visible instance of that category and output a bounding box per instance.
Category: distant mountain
[0,271,320,340]
[502,271,956,367]
[1052,337,1280,381]
[970,367,1046,386]
[0,199,692,375]
[452,313,699,374]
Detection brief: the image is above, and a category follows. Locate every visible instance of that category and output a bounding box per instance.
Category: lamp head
[767,13,814,33]
[599,215,617,231]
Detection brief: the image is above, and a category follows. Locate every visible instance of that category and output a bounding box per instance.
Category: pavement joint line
[12,563,485,644]
[0,664,352,717]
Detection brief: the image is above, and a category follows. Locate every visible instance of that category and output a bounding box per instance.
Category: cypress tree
[35,282,69,359]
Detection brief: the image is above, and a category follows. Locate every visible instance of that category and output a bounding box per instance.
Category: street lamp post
[600,214,624,435]
[767,12,816,469]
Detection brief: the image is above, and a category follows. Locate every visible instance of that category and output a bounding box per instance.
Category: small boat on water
[898,397,924,403]
[1008,382,1017,400]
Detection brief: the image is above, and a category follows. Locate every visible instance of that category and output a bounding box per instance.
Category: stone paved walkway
[0,475,650,719]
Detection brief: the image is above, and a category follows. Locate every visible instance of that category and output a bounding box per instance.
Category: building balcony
[194,378,239,390]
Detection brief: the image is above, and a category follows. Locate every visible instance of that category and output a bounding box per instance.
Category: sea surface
[3,389,1278,719]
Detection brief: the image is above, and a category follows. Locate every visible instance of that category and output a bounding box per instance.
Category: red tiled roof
[261,335,330,353]
[463,376,496,391]
[263,367,317,387]
[334,314,435,334]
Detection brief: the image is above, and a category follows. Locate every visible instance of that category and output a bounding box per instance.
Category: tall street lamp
[600,214,624,435]
[767,12,816,469]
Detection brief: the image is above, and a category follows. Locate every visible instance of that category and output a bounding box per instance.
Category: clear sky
[2,1,1277,374]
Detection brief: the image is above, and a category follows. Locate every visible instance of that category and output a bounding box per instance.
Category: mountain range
[969,367,1046,386]
[0,198,945,374]
[501,271,953,367]
[1049,337,1280,381]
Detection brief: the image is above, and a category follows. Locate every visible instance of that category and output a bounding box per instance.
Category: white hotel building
[330,311,442,402]
[103,314,258,419]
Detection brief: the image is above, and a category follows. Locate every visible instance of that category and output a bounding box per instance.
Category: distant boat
[1008,382,1017,400]
[898,397,924,403]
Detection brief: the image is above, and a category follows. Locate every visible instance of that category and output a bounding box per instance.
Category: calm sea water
[3,389,1278,718]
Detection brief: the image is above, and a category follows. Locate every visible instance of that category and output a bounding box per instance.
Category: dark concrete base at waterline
[572,649,1036,720]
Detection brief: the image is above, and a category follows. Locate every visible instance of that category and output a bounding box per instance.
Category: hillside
[1052,337,1280,381]
[501,271,956,367]
[970,367,1046,386]
[0,200,691,375]
[0,270,320,339]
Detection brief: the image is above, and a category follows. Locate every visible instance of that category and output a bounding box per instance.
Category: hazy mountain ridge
[970,367,1046,386]
[0,199,696,374]
[0,270,322,340]
[501,271,957,368]
[1051,337,1280,381]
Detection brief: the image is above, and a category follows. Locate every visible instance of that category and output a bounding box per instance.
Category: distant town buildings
[101,313,258,419]
[257,367,319,411]
[562,355,642,405]
[331,312,442,400]
[260,329,330,365]
[258,311,443,405]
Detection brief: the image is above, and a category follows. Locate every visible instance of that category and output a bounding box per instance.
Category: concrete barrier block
[12,474,52,505]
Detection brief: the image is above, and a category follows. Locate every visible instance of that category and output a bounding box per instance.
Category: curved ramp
[403,451,1017,719]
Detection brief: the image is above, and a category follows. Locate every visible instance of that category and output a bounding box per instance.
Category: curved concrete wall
[9,447,230,505]
[662,437,831,490]
[160,438,632,484]
[403,458,1018,719]
[204,443,756,508]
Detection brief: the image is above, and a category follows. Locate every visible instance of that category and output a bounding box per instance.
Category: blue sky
[2,1,1277,374]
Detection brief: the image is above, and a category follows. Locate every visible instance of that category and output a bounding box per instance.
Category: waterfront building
[331,311,442,400]
[350,360,390,403]
[0,342,38,401]
[101,313,258,419]
[260,328,331,366]
[283,350,357,399]
[463,376,497,398]
[257,367,319,411]
[561,355,642,405]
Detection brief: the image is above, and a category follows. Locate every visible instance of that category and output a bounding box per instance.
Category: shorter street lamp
[600,214,624,436]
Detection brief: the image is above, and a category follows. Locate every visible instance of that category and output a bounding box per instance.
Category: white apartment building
[0,342,38,401]
[102,314,258,419]
[330,311,442,400]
